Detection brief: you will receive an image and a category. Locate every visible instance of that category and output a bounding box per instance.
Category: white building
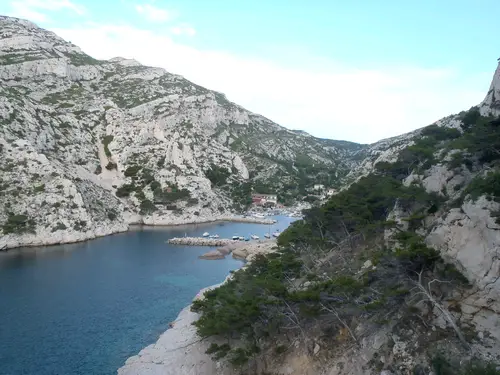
[326,188,337,196]
[252,194,277,205]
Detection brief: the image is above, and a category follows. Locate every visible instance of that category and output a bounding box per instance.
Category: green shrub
[106,162,117,170]
[102,135,114,157]
[448,111,500,163]
[187,197,199,206]
[431,354,454,375]
[107,210,118,221]
[34,184,45,192]
[460,106,481,129]
[227,348,250,367]
[140,199,157,215]
[420,124,461,141]
[124,165,141,177]
[447,152,473,170]
[73,220,87,231]
[465,171,500,201]
[278,175,439,248]
[463,361,500,375]
[153,184,190,203]
[205,164,231,187]
[274,345,287,354]
[394,231,441,272]
[156,156,166,168]
[230,182,252,211]
[150,180,161,191]
[116,183,136,197]
[2,213,34,234]
[141,169,155,185]
[431,354,500,375]
[51,222,67,232]
[135,190,146,201]
[205,343,231,360]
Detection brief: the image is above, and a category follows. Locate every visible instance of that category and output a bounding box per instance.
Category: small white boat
[213,234,219,238]
[232,235,240,240]
[272,231,280,238]
[239,236,245,241]
[202,232,209,237]
[264,233,271,239]
[251,234,259,240]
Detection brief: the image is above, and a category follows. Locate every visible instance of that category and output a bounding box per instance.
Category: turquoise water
[0,217,295,375]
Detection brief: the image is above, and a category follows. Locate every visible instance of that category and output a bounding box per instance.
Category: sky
[1,0,499,144]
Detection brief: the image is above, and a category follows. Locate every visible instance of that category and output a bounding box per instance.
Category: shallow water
[0,216,295,375]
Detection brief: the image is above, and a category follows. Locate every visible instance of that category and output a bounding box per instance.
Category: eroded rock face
[480,61,500,117]
[0,16,363,249]
[427,196,500,340]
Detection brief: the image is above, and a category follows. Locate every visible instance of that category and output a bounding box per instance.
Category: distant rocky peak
[0,15,37,29]
[480,59,500,116]
[108,57,142,67]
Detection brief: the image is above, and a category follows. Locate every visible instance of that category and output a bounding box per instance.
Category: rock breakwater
[167,237,238,246]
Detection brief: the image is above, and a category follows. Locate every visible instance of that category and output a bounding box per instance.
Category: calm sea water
[0,216,295,375]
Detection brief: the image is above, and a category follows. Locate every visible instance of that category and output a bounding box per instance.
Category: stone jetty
[222,217,276,225]
[167,237,238,247]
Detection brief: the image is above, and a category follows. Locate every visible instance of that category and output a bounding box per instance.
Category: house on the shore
[313,184,325,191]
[252,193,278,206]
[326,188,337,196]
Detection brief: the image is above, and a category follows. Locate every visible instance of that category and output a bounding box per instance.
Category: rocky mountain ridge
[0,16,362,249]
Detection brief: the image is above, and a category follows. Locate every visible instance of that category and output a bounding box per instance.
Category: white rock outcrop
[480,60,500,117]
[427,196,500,339]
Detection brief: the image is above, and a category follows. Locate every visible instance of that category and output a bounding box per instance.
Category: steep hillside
[0,16,364,249]
[175,61,500,375]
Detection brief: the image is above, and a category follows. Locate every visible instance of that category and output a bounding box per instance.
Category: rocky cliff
[0,16,363,249]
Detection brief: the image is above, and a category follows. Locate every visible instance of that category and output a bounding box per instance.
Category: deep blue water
[0,216,295,375]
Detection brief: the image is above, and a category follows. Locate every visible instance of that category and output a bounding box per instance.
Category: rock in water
[199,250,225,260]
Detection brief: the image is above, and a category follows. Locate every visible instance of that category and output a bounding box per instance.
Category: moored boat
[202,232,210,237]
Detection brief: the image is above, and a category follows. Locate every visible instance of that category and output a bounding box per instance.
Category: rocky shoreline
[117,282,230,375]
[0,215,277,251]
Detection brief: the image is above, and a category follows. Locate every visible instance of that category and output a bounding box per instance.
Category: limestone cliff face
[480,60,500,117]
[427,196,500,341]
[0,16,362,249]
